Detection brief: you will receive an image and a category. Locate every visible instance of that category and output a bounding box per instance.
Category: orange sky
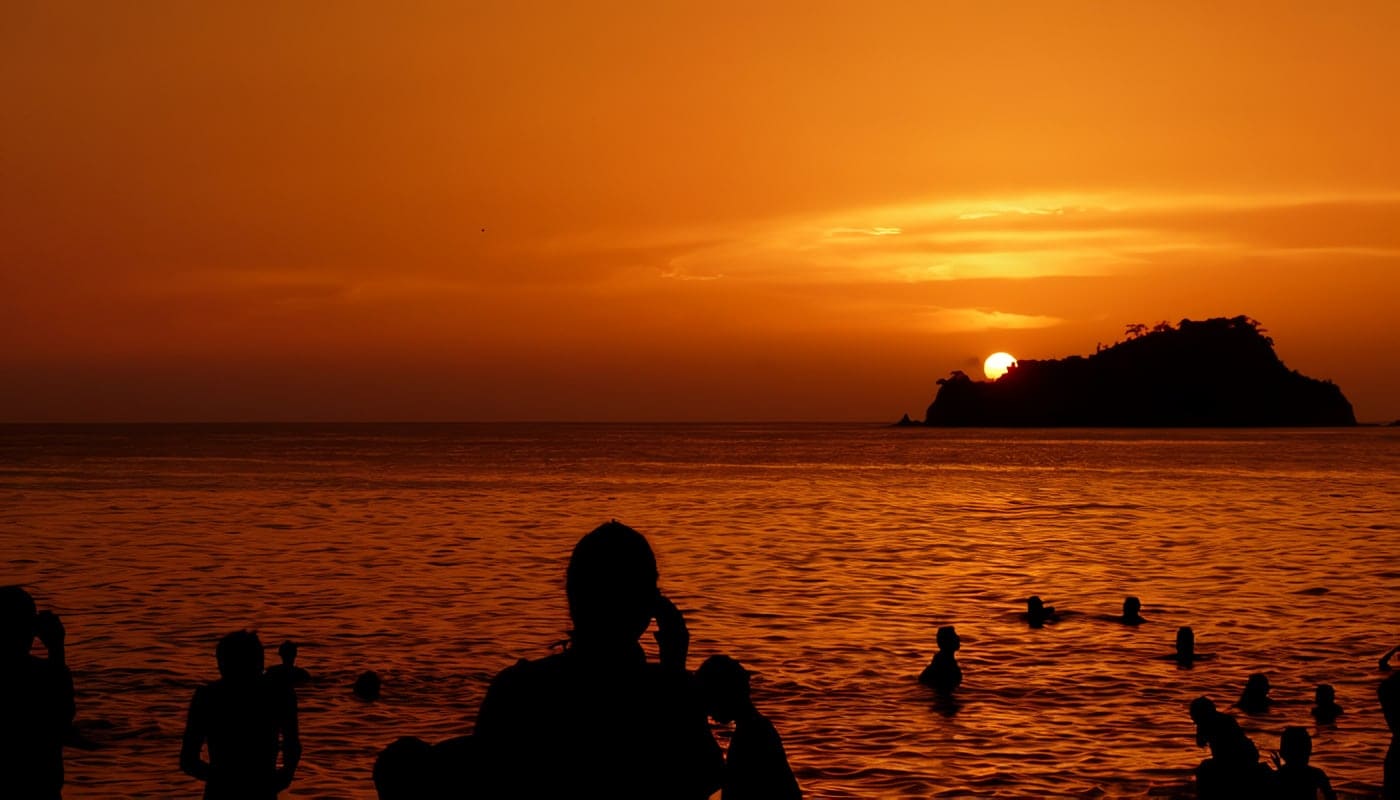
[3,1,1399,422]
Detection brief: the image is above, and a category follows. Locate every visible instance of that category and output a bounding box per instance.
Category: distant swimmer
[353,671,382,702]
[1312,684,1343,724]
[1236,673,1272,714]
[1269,726,1337,800]
[1165,626,1212,667]
[1119,596,1145,625]
[1024,596,1057,628]
[264,641,310,688]
[918,625,962,695]
[180,630,301,799]
[0,586,76,800]
[695,655,803,800]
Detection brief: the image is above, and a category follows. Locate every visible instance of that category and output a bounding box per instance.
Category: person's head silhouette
[279,640,298,666]
[215,630,265,683]
[1176,626,1195,658]
[566,521,659,650]
[1279,726,1311,766]
[1122,596,1142,622]
[695,654,751,724]
[0,585,37,660]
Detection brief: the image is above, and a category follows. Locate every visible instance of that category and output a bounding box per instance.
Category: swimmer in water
[1312,684,1343,724]
[1120,596,1145,626]
[1166,626,1213,667]
[1024,596,1057,628]
[918,625,962,695]
[1236,673,1272,714]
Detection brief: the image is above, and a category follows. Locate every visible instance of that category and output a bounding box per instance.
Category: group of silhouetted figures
[5,522,1399,798]
[1,522,802,800]
[918,594,1400,799]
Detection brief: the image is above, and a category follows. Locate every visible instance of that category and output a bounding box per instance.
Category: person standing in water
[0,586,75,800]
[180,630,301,799]
[473,521,722,799]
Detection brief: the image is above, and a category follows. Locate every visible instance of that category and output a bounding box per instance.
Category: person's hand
[653,594,690,671]
[35,611,65,653]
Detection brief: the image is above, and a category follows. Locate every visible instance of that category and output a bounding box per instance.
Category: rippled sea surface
[2,424,1399,798]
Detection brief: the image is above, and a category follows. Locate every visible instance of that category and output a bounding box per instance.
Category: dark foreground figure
[473,521,722,798]
[373,734,475,799]
[181,630,301,800]
[0,586,75,800]
[696,654,802,800]
[1189,696,1270,799]
[1382,670,1400,800]
[1270,726,1336,800]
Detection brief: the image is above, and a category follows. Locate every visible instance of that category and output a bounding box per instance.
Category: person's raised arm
[653,594,690,672]
[1381,645,1399,672]
[35,611,65,669]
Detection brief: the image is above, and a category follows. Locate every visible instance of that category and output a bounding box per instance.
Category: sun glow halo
[983,352,1018,380]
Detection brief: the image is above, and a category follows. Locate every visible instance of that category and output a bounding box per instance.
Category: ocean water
[1,423,1398,798]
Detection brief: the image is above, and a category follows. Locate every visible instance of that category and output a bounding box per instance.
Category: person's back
[1272,727,1337,800]
[477,646,717,797]
[472,522,721,799]
[726,710,801,800]
[181,630,300,800]
[0,586,74,800]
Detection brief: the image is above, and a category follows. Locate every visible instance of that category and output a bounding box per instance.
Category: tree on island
[916,316,1355,427]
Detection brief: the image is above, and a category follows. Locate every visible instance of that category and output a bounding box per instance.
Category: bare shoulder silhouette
[472,521,722,799]
[180,630,301,800]
[0,586,75,799]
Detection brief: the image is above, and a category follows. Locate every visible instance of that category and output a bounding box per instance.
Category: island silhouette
[907,316,1355,427]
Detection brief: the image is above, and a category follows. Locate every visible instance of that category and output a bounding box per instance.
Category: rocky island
[911,316,1356,427]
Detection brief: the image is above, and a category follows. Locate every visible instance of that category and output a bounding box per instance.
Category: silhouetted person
[1167,626,1212,667]
[1311,684,1343,724]
[1381,671,1400,800]
[1188,696,1267,799]
[374,736,435,800]
[264,641,310,688]
[180,630,301,799]
[918,625,962,694]
[1024,595,1056,628]
[353,670,381,701]
[1269,726,1336,800]
[373,733,476,800]
[0,586,75,800]
[1236,673,1272,714]
[695,655,802,800]
[473,521,722,799]
[1120,596,1145,625]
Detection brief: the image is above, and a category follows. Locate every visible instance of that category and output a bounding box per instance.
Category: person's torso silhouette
[0,587,74,800]
[472,522,721,799]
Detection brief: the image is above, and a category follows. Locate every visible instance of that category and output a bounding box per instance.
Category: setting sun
[984,352,1018,380]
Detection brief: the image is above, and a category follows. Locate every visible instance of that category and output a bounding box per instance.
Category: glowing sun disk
[984,352,1018,380]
